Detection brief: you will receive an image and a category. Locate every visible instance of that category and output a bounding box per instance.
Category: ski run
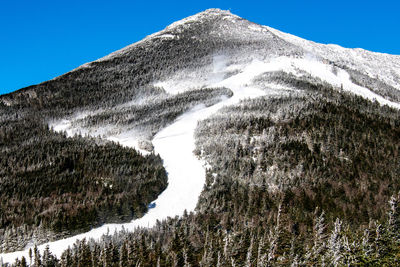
[2,52,400,265]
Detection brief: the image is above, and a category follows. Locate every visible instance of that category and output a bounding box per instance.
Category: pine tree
[20,256,28,267]
[267,205,281,264]
[60,247,73,267]
[77,239,91,267]
[119,241,128,267]
[29,248,33,266]
[245,235,254,267]
[388,193,400,240]
[326,218,343,266]
[34,245,42,267]
[42,245,57,267]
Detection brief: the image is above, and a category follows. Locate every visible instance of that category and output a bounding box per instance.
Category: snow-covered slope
[0,48,273,264]
[82,8,400,101]
[1,8,400,263]
[267,26,400,90]
[111,8,400,107]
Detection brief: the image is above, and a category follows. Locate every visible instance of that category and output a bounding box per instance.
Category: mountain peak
[164,8,240,31]
[47,7,400,104]
[88,9,248,65]
[197,8,233,16]
[198,8,228,13]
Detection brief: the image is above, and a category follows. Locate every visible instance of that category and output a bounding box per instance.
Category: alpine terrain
[1,8,400,266]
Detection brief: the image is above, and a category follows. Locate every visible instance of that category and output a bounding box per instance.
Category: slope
[1,8,400,265]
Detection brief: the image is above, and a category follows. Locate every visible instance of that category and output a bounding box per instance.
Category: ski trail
[0,89,267,264]
[0,58,295,263]
[4,55,398,263]
[0,107,207,262]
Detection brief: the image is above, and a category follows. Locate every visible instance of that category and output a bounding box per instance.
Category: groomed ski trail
[0,82,267,265]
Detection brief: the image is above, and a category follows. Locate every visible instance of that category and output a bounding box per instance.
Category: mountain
[1,8,400,266]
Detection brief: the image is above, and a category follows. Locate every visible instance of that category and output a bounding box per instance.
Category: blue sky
[1,0,399,95]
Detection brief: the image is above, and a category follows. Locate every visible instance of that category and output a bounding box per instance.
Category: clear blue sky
[1,0,399,95]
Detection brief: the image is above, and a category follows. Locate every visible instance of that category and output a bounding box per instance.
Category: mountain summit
[2,9,399,112]
[2,9,399,113]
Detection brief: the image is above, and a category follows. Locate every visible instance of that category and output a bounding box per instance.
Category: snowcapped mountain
[5,8,397,147]
[81,8,400,102]
[1,9,400,265]
[46,9,400,153]
[3,9,399,112]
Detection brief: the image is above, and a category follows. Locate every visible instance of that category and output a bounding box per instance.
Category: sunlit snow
[2,8,400,263]
[0,54,269,264]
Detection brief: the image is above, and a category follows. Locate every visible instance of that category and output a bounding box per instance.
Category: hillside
[1,8,400,266]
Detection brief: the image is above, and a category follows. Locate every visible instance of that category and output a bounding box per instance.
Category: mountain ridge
[2,9,399,110]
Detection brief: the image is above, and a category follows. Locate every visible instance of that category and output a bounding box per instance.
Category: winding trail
[0,82,267,264]
[3,54,397,263]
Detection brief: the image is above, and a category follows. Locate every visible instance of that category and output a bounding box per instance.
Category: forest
[3,76,399,266]
[0,112,167,253]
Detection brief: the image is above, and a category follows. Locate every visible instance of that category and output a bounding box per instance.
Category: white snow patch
[49,110,105,136]
[283,57,400,109]
[213,55,228,73]
[51,119,72,134]
[166,9,236,31]
[50,118,150,155]
[153,54,229,94]
[227,56,400,109]
[107,133,151,156]
[248,25,266,32]
[223,15,237,23]
[157,34,175,39]
[266,25,400,91]
[153,79,205,95]
[1,99,12,106]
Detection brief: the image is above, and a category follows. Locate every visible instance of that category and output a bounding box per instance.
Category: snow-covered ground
[1,104,209,263]
[266,25,400,91]
[2,52,399,263]
[156,55,400,109]
[257,56,400,109]
[0,57,269,264]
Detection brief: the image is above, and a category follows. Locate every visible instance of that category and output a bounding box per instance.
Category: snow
[0,54,270,264]
[1,99,12,106]
[223,56,400,109]
[213,55,228,73]
[153,55,228,94]
[266,25,400,92]
[156,34,175,39]
[3,10,400,262]
[51,119,72,135]
[50,110,106,137]
[166,9,235,31]
[107,133,150,156]
[248,25,268,33]
[153,79,204,95]
[1,104,209,262]
[278,57,400,109]
[223,15,237,23]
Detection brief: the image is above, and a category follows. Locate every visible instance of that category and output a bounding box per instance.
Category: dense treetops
[0,115,167,253]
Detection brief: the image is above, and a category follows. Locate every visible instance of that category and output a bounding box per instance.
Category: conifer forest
[1,9,400,267]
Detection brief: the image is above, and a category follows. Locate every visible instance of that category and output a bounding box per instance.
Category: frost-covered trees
[0,117,167,253]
